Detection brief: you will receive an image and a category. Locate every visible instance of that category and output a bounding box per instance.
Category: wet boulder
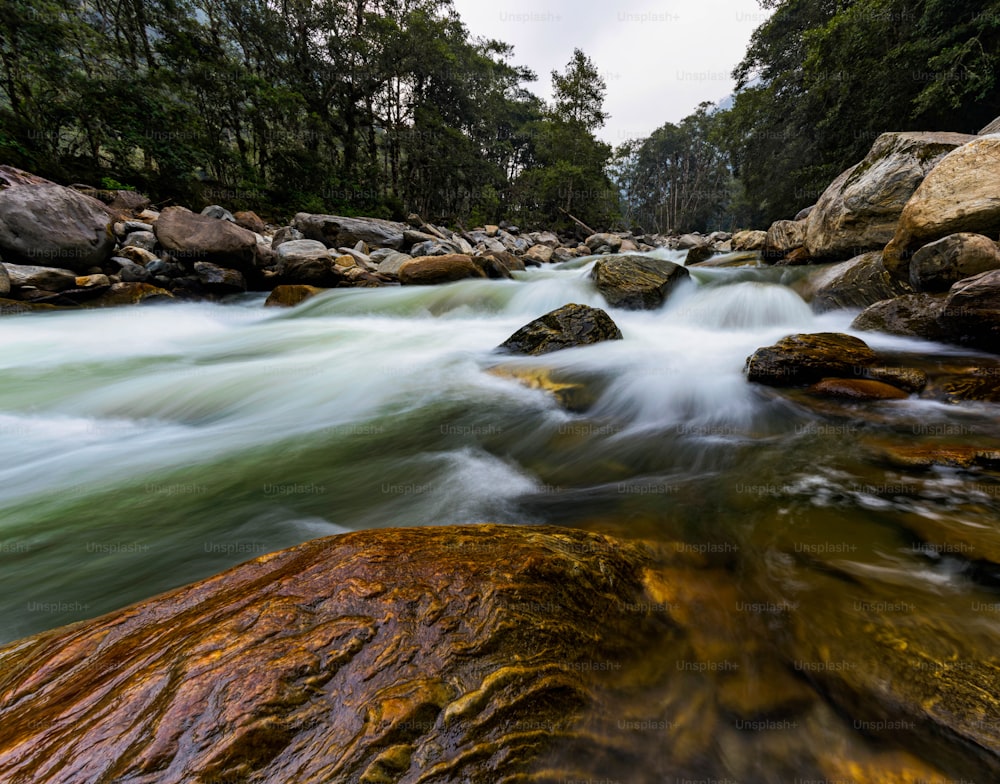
[397,254,486,285]
[264,284,326,308]
[499,303,623,356]
[909,233,1000,292]
[745,333,878,386]
[851,293,948,340]
[294,213,408,251]
[938,269,1000,353]
[591,255,690,310]
[800,252,911,312]
[153,206,259,273]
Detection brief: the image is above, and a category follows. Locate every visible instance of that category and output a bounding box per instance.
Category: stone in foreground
[0,525,671,784]
[591,255,689,310]
[499,303,623,355]
[745,333,877,386]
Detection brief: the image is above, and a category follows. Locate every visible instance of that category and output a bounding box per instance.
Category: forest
[2,0,998,232]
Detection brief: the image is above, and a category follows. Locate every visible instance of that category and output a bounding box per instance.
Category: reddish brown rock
[0,525,674,784]
[264,284,326,308]
[397,254,486,285]
[807,377,910,401]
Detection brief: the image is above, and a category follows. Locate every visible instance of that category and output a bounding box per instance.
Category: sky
[449,0,773,146]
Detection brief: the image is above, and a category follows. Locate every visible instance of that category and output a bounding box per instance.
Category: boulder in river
[294,212,408,251]
[0,263,8,296]
[0,169,115,272]
[763,219,806,259]
[275,240,342,287]
[397,254,486,285]
[82,282,173,308]
[885,135,1000,279]
[591,255,690,310]
[804,131,974,260]
[937,269,1000,353]
[499,303,623,356]
[731,230,767,252]
[264,284,326,308]
[799,252,911,312]
[745,333,878,386]
[585,233,623,255]
[0,524,672,784]
[154,206,259,272]
[908,232,1000,292]
[2,262,79,292]
[851,293,948,340]
[193,261,247,295]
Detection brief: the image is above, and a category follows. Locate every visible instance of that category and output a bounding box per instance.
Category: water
[2,252,999,780]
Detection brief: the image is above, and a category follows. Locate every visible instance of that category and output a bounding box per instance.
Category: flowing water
[2,252,1000,780]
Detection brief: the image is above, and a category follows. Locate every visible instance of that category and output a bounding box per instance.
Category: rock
[111,257,152,283]
[731,230,768,251]
[375,252,414,279]
[0,264,8,296]
[335,247,375,270]
[863,366,928,394]
[484,224,499,237]
[470,255,512,280]
[805,132,974,260]
[909,233,1000,292]
[551,247,580,263]
[276,239,328,259]
[620,238,639,252]
[116,245,159,266]
[200,204,236,222]
[271,226,304,250]
[409,239,463,257]
[294,213,408,251]
[154,207,258,272]
[264,284,326,308]
[397,254,486,285]
[0,298,60,315]
[275,241,342,287]
[591,255,690,310]
[75,274,110,289]
[122,220,153,235]
[851,293,948,339]
[685,242,714,265]
[938,270,1000,352]
[523,244,554,264]
[478,251,525,274]
[83,282,173,308]
[122,230,157,252]
[233,210,265,233]
[745,333,878,386]
[194,261,247,295]
[885,135,1000,278]
[800,252,912,312]
[146,259,185,280]
[2,262,78,292]
[806,377,910,401]
[585,233,623,255]
[0,525,673,784]
[533,230,561,248]
[0,177,115,272]
[794,205,816,221]
[763,219,806,259]
[499,303,623,355]
[487,365,596,411]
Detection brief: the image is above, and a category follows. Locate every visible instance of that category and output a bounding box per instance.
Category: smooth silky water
[2,252,999,780]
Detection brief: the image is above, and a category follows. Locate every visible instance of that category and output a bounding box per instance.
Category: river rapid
[2,251,999,780]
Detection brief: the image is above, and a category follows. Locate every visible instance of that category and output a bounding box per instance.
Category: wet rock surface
[590,255,689,310]
[498,303,623,356]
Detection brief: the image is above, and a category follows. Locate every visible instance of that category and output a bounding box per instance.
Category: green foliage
[725,0,1000,225]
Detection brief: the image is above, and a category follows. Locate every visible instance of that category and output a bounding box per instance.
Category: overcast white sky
[450,0,772,146]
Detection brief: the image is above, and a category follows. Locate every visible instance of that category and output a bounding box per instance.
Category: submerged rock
[264,284,326,308]
[745,333,877,387]
[806,377,910,401]
[0,525,673,784]
[499,303,623,356]
[591,255,689,310]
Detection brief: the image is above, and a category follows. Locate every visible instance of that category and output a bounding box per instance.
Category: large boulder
[153,206,258,272]
[499,303,623,355]
[591,255,690,310]
[805,132,974,260]
[938,269,1000,352]
[293,213,408,251]
[584,233,623,255]
[0,525,671,784]
[2,262,79,292]
[851,293,948,340]
[885,135,1000,279]
[745,333,877,386]
[763,219,806,259]
[731,230,767,251]
[397,254,486,285]
[0,170,115,272]
[800,252,911,312]
[274,240,342,287]
[909,233,1000,292]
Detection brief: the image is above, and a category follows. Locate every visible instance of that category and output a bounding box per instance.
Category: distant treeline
[2,0,998,232]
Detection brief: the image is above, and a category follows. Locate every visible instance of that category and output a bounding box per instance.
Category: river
[2,251,999,780]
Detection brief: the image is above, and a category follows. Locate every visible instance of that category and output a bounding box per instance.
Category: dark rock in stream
[591,255,689,310]
[499,303,623,356]
[745,333,878,387]
[0,525,675,784]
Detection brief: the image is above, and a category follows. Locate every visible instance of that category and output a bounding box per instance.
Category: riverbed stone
[800,252,911,312]
[154,206,259,272]
[805,131,974,260]
[585,233,623,255]
[82,282,173,307]
[591,255,690,310]
[0,172,115,272]
[909,233,1000,293]
[851,293,948,339]
[806,377,910,401]
[745,333,878,387]
[397,254,486,285]
[731,230,767,251]
[294,213,408,250]
[499,303,623,356]
[264,284,326,308]
[0,525,673,784]
[937,269,1000,352]
[2,262,79,292]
